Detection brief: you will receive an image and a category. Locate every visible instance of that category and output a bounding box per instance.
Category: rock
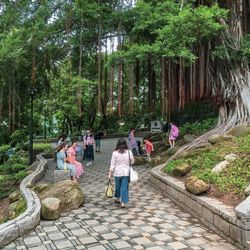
[224,153,238,162]
[167,147,178,156]
[9,190,21,204]
[134,156,147,166]
[208,134,232,144]
[244,185,250,196]
[39,180,84,212]
[150,156,168,167]
[32,183,49,193]
[185,176,209,195]
[173,163,192,176]
[227,126,250,137]
[212,160,230,174]
[41,197,61,220]
[183,134,196,143]
[192,142,212,149]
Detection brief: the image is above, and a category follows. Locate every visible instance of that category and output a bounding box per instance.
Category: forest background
[0,0,250,144]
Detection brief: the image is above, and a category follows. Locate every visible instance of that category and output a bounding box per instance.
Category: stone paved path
[4,139,237,250]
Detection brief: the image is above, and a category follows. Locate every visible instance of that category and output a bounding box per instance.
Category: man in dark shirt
[94,129,106,152]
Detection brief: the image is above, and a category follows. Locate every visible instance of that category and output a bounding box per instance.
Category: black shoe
[114,200,121,204]
[121,205,126,209]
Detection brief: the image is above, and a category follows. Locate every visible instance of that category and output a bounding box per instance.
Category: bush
[33,143,53,153]
[10,129,28,147]
[0,145,12,164]
[180,117,217,136]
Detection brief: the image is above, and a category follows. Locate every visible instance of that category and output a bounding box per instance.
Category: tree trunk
[129,64,134,115]
[97,0,103,113]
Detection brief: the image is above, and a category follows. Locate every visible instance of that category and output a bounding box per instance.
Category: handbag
[105,179,114,198]
[128,150,138,183]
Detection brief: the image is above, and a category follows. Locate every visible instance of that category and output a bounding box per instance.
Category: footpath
[4,138,237,250]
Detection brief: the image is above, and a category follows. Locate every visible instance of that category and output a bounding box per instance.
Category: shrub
[33,143,53,153]
[0,145,12,164]
[180,117,217,136]
[10,129,28,147]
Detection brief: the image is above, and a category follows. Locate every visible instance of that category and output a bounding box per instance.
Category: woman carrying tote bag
[108,138,134,209]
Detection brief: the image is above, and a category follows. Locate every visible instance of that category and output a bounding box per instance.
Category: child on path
[143,139,154,160]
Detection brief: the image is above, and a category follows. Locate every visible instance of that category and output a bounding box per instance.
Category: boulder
[133,156,147,166]
[150,156,168,167]
[227,126,250,137]
[244,185,250,196]
[167,147,178,156]
[192,142,212,149]
[32,183,49,193]
[9,190,21,204]
[208,134,232,144]
[185,176,209,195]
[224,153,238,162]
[41,197,61,220]
[39,180,84,212]
[173,163,192,176]
[183,134,196,143]
[212,160,230,174]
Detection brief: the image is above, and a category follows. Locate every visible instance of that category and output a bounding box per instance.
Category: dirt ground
[0,198,9,222]
[207,184,244,207]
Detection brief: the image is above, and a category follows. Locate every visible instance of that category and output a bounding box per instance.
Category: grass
[163,133,250,196]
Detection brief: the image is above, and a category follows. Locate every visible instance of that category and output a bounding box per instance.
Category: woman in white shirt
[108,138,134,209]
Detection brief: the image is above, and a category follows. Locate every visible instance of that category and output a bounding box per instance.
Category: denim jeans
[114,176,129,203]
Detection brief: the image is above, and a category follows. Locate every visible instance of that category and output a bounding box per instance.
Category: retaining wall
[0,155,47,247]
[151,163,250,250]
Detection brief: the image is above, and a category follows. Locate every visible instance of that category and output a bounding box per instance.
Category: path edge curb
[150,163,250,250]
[0,154,47,247]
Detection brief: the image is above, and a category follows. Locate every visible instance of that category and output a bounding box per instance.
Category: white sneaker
[86,162,90,166]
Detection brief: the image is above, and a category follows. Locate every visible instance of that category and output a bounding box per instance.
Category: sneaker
[86,162,90,166]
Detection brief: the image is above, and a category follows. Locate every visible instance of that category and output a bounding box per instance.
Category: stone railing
[0,155,47,247]
[151,163,250,249]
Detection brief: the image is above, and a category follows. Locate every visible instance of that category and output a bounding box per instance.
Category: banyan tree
[111,0,250,133]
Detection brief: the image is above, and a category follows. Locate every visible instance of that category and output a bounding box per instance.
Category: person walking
[56,143,77,181]
[108,138,134,209]
[83,130,95,166]
[94,129,106,152]
[128,128,138,156]
[67,141,84,180]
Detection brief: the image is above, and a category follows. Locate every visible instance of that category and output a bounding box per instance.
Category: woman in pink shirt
[108,138,134,209]
[67,142,84,179]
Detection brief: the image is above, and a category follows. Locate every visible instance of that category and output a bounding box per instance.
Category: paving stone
[3,139,238,250]
[54,240,74,249]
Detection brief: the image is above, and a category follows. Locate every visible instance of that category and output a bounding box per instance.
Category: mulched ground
[0,198,9,222]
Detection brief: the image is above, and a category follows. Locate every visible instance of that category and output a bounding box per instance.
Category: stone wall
[151,163,250,250]
[0,155,47,247]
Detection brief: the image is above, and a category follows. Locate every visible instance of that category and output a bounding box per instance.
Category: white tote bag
[128,150,138,183]
[130,167,138,183]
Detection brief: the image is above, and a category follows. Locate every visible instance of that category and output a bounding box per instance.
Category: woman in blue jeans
[108,138,134,209]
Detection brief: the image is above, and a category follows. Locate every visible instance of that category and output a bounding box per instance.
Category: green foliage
[180,117,217,136]
[163,133,250,196]
[10,130,28,147]
[33,143,53,153]
[13,197,26,218]
[0,145,12,164]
